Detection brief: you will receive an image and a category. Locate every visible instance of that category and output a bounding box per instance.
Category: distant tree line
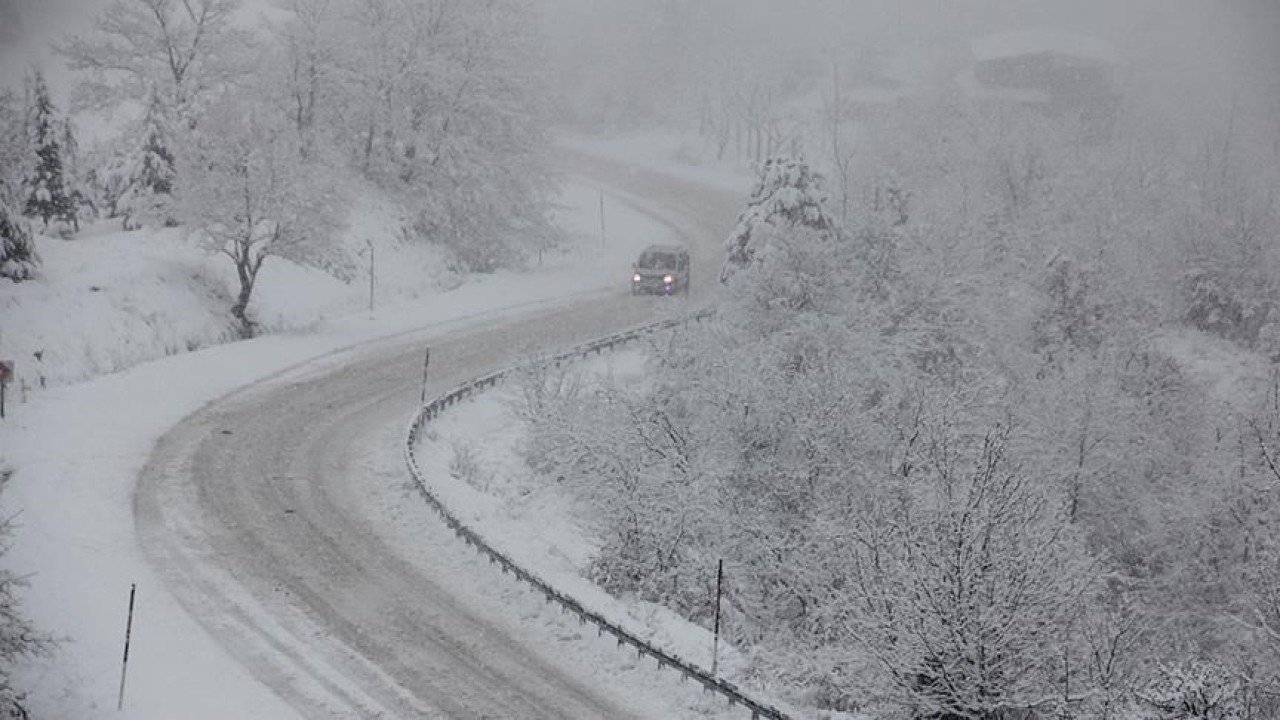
[523,106,1280,717]
[1,0,554,337]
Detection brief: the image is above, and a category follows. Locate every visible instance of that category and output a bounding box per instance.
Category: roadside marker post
[711,558,723,676]
[366,239,375,317]
[419,349,431,405]
[0,360,12,419]
[118,583,137,711]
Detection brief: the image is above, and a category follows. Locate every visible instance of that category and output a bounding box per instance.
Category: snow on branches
[175,94,342,336]
[721,155,837,282]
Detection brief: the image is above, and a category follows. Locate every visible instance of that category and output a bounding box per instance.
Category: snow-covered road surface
[133,156,743,717]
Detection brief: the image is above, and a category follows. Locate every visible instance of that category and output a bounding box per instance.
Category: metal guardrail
[403,309,798,720]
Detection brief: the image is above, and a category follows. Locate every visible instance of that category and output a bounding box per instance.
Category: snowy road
[134,155,741,718]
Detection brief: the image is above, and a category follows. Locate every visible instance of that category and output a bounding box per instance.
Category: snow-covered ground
[412,348,757,679]
[560,131,754,195]
[0,179,665,390]
[0,173,692,718]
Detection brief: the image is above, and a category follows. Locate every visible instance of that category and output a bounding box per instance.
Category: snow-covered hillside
[0,179,648,392]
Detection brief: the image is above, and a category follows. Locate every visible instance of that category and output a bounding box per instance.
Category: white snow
[0,175,682,719]
[413,348,755,681]
[559,131,754,195]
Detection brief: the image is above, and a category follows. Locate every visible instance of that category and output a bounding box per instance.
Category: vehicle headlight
[633,273,642,283]
[663,274,674,284]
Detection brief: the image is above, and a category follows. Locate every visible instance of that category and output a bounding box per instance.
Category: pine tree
[60,116,88,229]
[721,155,838,281]
[0,204,37,282]
[22,71,75,229]
[117,86,176,229]
[0,90,38,281]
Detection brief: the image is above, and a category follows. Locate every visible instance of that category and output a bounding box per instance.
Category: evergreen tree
[22,71,75,229]
[117,86,176,229]
[721,155,838,281]
[0,90,38,281]
[0,205,37,282]
[59,116,89,228]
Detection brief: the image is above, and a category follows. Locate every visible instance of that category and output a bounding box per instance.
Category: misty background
[5,1,1280,718]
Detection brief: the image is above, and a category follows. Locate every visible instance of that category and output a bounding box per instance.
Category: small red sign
[0,360,11,384]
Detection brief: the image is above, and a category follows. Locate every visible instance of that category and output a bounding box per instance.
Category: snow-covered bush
[1182,271,1273,348]
[0,465,55,718]
[0,205,38,282]
[721,155,837,281]
[1138,663,1248,720]
[116,86,177,230]
[0,90,39,282]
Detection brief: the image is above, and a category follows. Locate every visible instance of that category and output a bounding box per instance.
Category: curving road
[135,154,741,718]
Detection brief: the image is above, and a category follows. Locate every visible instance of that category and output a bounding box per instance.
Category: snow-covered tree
[721,155,838,281]
[0,90,38,281]
[325,0,555,272]
[56,0,254,125]
[176,93,342,336]
[21,70,76,230]
[0,464,56,717]
[0,206,36,282]
[840,420,1099,718]
[117,85,176,229]
[269,0,340,159]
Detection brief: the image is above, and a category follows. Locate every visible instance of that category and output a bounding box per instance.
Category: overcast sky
[3,0,1277,143]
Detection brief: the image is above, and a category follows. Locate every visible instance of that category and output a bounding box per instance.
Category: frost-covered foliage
[721,155,836,280]
[524,157,1103,714]
[56,0,254,126]
[175,93,343,336]
[22,71,76,230]
[1138,662,1250,720]
[0,91,38,282]
[116,86,177,230]
[268,0,556,273]
[0,464,56,718]
[846,423,1097,719]
[523,128,1280,716]
[0,206,37,283]
[58,0,555,282]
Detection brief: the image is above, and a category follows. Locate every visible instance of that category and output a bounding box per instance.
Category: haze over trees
[522,2,1280,716]
[20,0,555,329]
[3,0,1280,717]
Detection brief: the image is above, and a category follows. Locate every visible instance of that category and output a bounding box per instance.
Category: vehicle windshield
[637,251,681,269]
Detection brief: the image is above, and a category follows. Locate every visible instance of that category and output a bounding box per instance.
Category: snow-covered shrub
[1138,662,1248,720]
[448,441,489,492]
[721,155,837,281]
[1182,271,1272,346]
[0,205,38,282]
[0,465,55,718]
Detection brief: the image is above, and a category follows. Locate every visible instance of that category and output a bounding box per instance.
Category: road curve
[135,155,741,718]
